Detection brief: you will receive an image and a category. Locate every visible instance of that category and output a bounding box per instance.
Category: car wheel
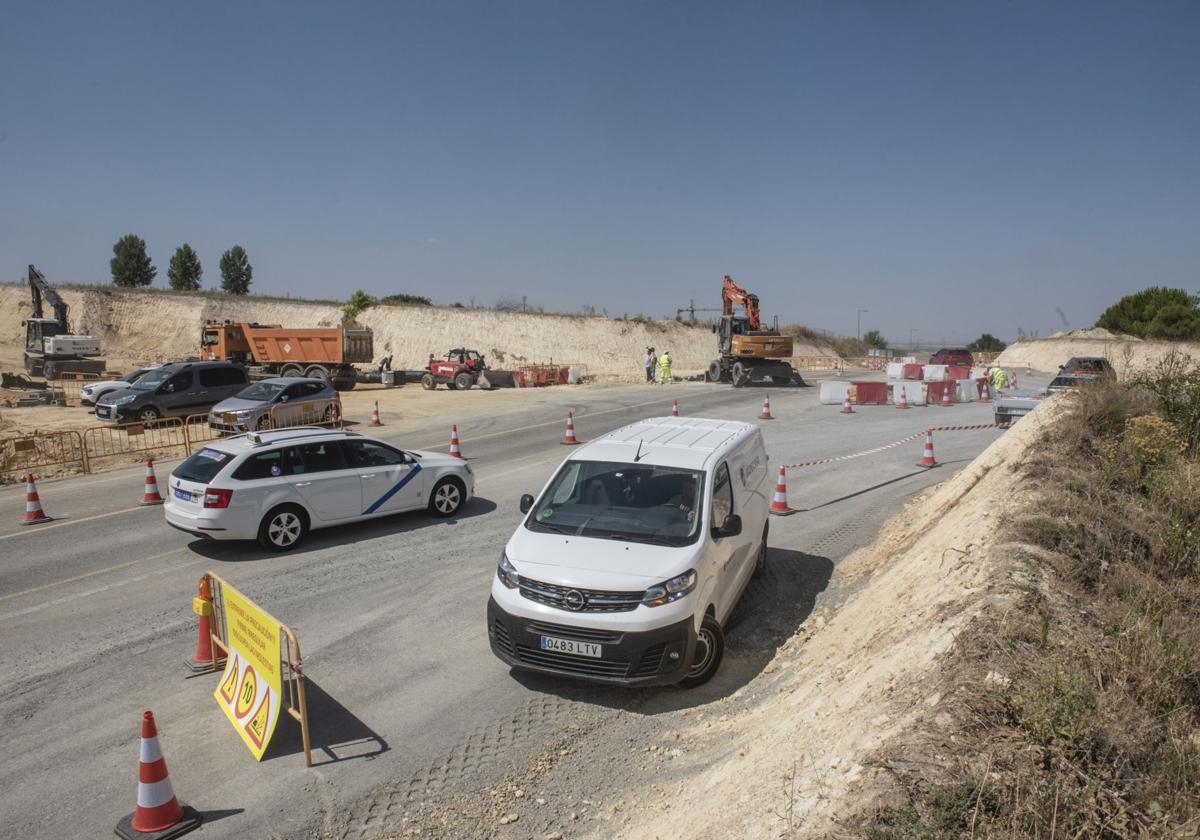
[753,523,768,578]
[428,477,465,517]
[421,373,436,391]
[454,372,473,391]
[255,415,272,431]
[679,614,724,688]
[257,505,307,551]
[138,406,161,423]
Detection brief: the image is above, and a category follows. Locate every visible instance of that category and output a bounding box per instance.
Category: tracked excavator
[707,275,796,386]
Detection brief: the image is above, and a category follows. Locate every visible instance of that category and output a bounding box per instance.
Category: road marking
[0,505,147,541]
[0,547,187,605]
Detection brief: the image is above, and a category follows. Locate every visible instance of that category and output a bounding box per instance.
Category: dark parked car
[1058,356,1114,377]
[929,348,974,368]
[95,361,249,423]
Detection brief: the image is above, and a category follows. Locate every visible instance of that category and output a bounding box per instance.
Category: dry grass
[863,376,1200,839]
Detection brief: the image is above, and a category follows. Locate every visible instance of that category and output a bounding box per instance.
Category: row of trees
[110,234,253,295]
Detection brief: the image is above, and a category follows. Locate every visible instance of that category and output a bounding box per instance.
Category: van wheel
[428,477,465,517]
[138,406,161,423]
[679,614,724,688]
[753,523,768,578]
[257,505,307,551]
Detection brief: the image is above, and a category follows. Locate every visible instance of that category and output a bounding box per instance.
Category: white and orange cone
[114,711,200,839]
[840,394,854,414]
[917,429,939,468]
[896,387,909,409]
[448,424,463,458]
[770,467,790,515]
[562,410,579,445]
[1026,363,1032,377]
[140,459,164,506]
[760,394,773,420]
[671,399,680,417]
[979,379,991,403]
[940,384,953,407]
[369,401,382,427]
[22,474,51,525]
[1009,372,1019,389]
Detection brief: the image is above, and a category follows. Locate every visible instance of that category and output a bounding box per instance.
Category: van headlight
[497,551,519,589]
[642,569,697,607]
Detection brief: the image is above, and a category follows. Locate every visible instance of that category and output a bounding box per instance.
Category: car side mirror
[712,513,742,539]
[519,494,535,514]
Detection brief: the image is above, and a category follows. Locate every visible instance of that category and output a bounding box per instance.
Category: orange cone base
[115,804,201,840]
[140,496,164,507]
[916,459,940,469]
[185,653,226,673]
[20,515,53,526]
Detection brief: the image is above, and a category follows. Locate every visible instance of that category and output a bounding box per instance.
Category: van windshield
[525,460,704,547]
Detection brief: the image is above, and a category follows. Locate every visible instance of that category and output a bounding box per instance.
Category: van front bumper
[487,596,695,687]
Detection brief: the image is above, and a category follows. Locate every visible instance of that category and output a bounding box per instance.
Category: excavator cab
[24,318,62,353]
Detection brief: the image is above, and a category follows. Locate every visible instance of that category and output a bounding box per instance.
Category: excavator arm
[28,265,70,331]
[721,275,761,330]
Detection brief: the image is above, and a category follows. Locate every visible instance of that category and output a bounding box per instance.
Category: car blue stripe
[363,464,423,514]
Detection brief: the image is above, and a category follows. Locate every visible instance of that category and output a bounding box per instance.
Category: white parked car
[488,417,770,688]
[80,366,162,406]
[164,428,474,551]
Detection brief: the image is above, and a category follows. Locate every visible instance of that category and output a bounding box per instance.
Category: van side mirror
[712,513,742,539]
[161,383,174,393]
[279,394,289,402]
[519,494,535,514]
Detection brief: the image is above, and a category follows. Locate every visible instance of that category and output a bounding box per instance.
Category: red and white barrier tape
[781,424,1002,471]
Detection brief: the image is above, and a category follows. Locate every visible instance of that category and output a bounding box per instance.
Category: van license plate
[540,635,601,658]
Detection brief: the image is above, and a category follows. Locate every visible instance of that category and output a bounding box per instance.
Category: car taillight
[204,488,233,509]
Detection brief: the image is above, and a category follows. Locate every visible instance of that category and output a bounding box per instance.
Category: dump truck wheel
[304,365,329,381]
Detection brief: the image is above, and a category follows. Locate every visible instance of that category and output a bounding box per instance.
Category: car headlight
[642,569,697,607]
[497,551,519,589]
[111,393,137,405]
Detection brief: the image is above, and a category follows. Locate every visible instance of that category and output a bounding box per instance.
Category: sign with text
[213,582,283,760]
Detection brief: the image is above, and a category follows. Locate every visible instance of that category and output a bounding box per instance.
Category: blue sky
[2,1,1197,345]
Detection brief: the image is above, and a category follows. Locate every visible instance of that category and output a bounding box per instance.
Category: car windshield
[121,368,151,383]
[525,460,704,547]
[235,382,286,401]
[174,448,233,484]
[133,368,174,389]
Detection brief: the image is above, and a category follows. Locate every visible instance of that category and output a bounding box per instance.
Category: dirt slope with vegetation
[0,285,841,379]
[996,327,1200,376]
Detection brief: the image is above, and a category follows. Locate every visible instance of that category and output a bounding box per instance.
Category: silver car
[80,366,162,406]
[209,377,340,433]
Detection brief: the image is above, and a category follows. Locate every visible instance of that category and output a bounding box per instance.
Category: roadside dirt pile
[0,285,840,379]
[997,327,1200,376]
[616,400,1067,838]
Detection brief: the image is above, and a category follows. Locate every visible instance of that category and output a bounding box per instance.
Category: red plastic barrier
[903,364,924,380]
[946,365,971,380]
[557,367,570,385]
[925,381,953,402]
[851,381,889,405]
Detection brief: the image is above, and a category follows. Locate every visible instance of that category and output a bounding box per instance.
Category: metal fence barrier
[81,417,189,470]
[0,430,88,481]
[183,413,223,451]
[48,372,104,407]
[269,400,342,431]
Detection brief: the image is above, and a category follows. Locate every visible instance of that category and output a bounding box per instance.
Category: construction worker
[644,347,657,383]
[992,366,1008,391]
[658,350,672,384]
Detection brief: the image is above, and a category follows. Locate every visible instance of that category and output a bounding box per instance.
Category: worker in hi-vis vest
[658,350,672,384]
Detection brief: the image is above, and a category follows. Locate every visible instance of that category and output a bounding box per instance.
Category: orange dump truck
[200,320,374,390]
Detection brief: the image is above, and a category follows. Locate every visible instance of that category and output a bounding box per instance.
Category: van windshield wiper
[597,531,664,544]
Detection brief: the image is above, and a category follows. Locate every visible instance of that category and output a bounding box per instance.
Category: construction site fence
[82,417,191,471]
[47,372,104,406]
[0,430,88,481]
[269,399,343,431]
[788,355,843,371]
[198,571,312,766]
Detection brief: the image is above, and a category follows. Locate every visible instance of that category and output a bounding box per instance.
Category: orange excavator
[708,275,795,386]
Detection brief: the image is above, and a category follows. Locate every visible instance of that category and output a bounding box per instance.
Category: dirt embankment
[614,399,1066,838]
[996,327,1200,376]
[0,285,840,379]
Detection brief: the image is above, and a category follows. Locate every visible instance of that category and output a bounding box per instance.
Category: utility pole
[909,328,919,351]
[857,309,869,341]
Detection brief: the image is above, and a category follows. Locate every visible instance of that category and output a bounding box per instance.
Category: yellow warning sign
[213,583,283,760]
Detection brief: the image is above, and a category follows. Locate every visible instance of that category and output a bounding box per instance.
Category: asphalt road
[0,377,1028,839]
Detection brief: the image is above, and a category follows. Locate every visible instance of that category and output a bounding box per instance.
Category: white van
[487,416,770,687]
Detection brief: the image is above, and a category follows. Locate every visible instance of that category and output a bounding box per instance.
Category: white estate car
[79,366,162,406]
[488,417,770,688]
[164,428,474,551]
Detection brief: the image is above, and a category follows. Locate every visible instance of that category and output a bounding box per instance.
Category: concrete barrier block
[820,381,851,404]
[924,364,948,382]
[885,362,905,379]
[893,381,927,405]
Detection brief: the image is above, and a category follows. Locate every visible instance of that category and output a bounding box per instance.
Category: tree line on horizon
[109,234,253,295]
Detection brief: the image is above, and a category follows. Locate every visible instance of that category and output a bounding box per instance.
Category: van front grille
[518,577,642,613]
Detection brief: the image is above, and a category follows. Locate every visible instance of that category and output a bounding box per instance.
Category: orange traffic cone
[940,383,953,407]
[114,711,200,839]
[770,467,790,515]
[140,459,164,505]
[562,410,580,445]
[1026,364,1032,376]
[22,474,51,525]
[979,379,991,403]
[840,394,854,414]
[917,429,939,468]
[187,577,224,673]
[448,424,463,458]
[896,387,909,409]
[369,401,382,427]
[671,399,680,417]
[760,394,773,420]
[1009,372,1019,389]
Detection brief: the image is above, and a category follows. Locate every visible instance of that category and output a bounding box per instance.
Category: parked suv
[164,428,474,550]
[488,417,770,688]
[208,377,340,434]
[95,361,248,423]
[929,348,974,367]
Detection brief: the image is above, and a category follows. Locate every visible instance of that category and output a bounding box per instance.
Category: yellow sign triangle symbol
[219,655,240,704]
[243,691,271,749]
